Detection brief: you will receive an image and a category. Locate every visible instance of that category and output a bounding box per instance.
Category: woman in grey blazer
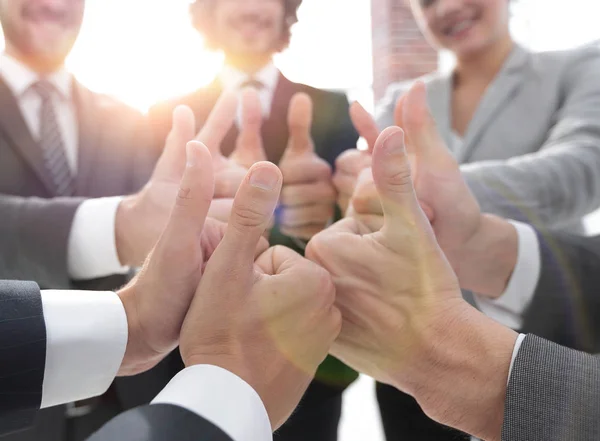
[374,1,600,440]
[377,0,600,235]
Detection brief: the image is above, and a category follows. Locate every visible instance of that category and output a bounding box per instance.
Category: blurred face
[213,0,286,59]
[410,0,510,59]
[0,0,84,71]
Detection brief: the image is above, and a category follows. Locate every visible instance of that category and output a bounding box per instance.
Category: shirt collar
[219,62,279,93]
[0,53,73,100]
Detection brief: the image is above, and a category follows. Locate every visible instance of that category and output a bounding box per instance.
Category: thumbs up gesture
[278,93,336,240]
[306,125,464,391]
[194,88,267,222]
[179,161,341,430]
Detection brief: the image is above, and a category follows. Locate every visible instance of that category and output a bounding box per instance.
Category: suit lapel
[262,73,295,164]
[0,77,56,194]
[73,81,101,196]
[460,45,531,162]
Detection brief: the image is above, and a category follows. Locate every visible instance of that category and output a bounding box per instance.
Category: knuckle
[232,204,267,228]
[386,165,414,194]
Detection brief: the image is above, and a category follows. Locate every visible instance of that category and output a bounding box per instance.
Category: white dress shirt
[0,54,128,281]
[40,289,272,441]
[219,62,280,124]
[473,220,541,330]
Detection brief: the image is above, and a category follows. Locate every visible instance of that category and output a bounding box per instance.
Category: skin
[410,0,514,135]
[307,125,517,441]
[212,0,286,73]
[0,0,84,73]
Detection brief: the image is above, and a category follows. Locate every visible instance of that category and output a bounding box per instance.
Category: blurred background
[2,1,599,439]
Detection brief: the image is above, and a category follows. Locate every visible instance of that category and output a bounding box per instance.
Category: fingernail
[382,128,405,154]
[186,142,197,168]
[249,165,281,191]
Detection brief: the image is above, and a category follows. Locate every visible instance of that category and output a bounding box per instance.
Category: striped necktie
[31,80,76,197]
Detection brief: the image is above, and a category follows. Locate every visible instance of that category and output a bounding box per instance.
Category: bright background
[3,0,600,439]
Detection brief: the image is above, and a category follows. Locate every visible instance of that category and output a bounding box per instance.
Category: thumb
[152,105,196,181]
[218,162,282,263]
[196,90,238,160]
[160,141,215,244]
[393,94,407,132]
[371,127,433,251]
[349,101,379,154]
[403,81,447,161]
[232,88,267,168]
[285,93,314,157]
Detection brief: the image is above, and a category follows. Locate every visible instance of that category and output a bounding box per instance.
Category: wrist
[115,195,137,267]
[117,285,163,376]
[453,214,518,298]
[400,303,516,440]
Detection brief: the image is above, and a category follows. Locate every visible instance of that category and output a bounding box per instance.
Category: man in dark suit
[0,1,232,438]
[148,1,359,440]
[1,147,342,441]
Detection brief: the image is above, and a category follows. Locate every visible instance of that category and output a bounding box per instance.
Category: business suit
[149,71,359,441]
[377,42,600,234]
[0,280,235,441]
[0,78,156,290]
[0,76,170,441]
[503,334,600,441]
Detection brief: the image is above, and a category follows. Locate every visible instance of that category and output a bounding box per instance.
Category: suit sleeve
[503,334,600,441]
[0,195,84,289]
[0,280,46,437]
[461,44,600,229]
[86,404,234,441]
[520,230,600,353]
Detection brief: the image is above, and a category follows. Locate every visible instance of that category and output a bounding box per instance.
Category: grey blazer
[376,43,600,233]
[503,335,600,441]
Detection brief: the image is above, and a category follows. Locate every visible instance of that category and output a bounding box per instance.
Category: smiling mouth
[443,16,478,38]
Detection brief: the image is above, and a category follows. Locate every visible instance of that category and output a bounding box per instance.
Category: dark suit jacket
[521,230,600,353]
[0,78,158,291]
[0,78,169,440]
[503,334,600,441]
[87,405,233,441]
[148,73,360,388]
[148,73,358,168]
[0,280,233,441]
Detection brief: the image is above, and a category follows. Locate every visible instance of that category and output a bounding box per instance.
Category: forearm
[0,195,83,289]
[398,304,517,441]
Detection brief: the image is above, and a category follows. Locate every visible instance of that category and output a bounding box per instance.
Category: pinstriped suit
[0,280,234,441]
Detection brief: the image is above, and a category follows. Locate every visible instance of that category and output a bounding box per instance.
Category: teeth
[449,20,473,35]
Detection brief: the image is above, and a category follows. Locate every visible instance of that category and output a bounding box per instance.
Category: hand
[345,84,514,296]
[115,106,196,266]
[180,161,341,430]
[307,127,516,440]
[117,141,264,376]
[332,101,379,214]
[278,93,336,239]
[201,89,267,200]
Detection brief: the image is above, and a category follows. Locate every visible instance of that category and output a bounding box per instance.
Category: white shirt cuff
[40,290,128,409]
[508,334,527,383]
[152,365,272,441]
[475,221,541,330]
[67,196,129,280]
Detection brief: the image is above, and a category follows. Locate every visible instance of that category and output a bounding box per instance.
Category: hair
[189,0,303,53]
